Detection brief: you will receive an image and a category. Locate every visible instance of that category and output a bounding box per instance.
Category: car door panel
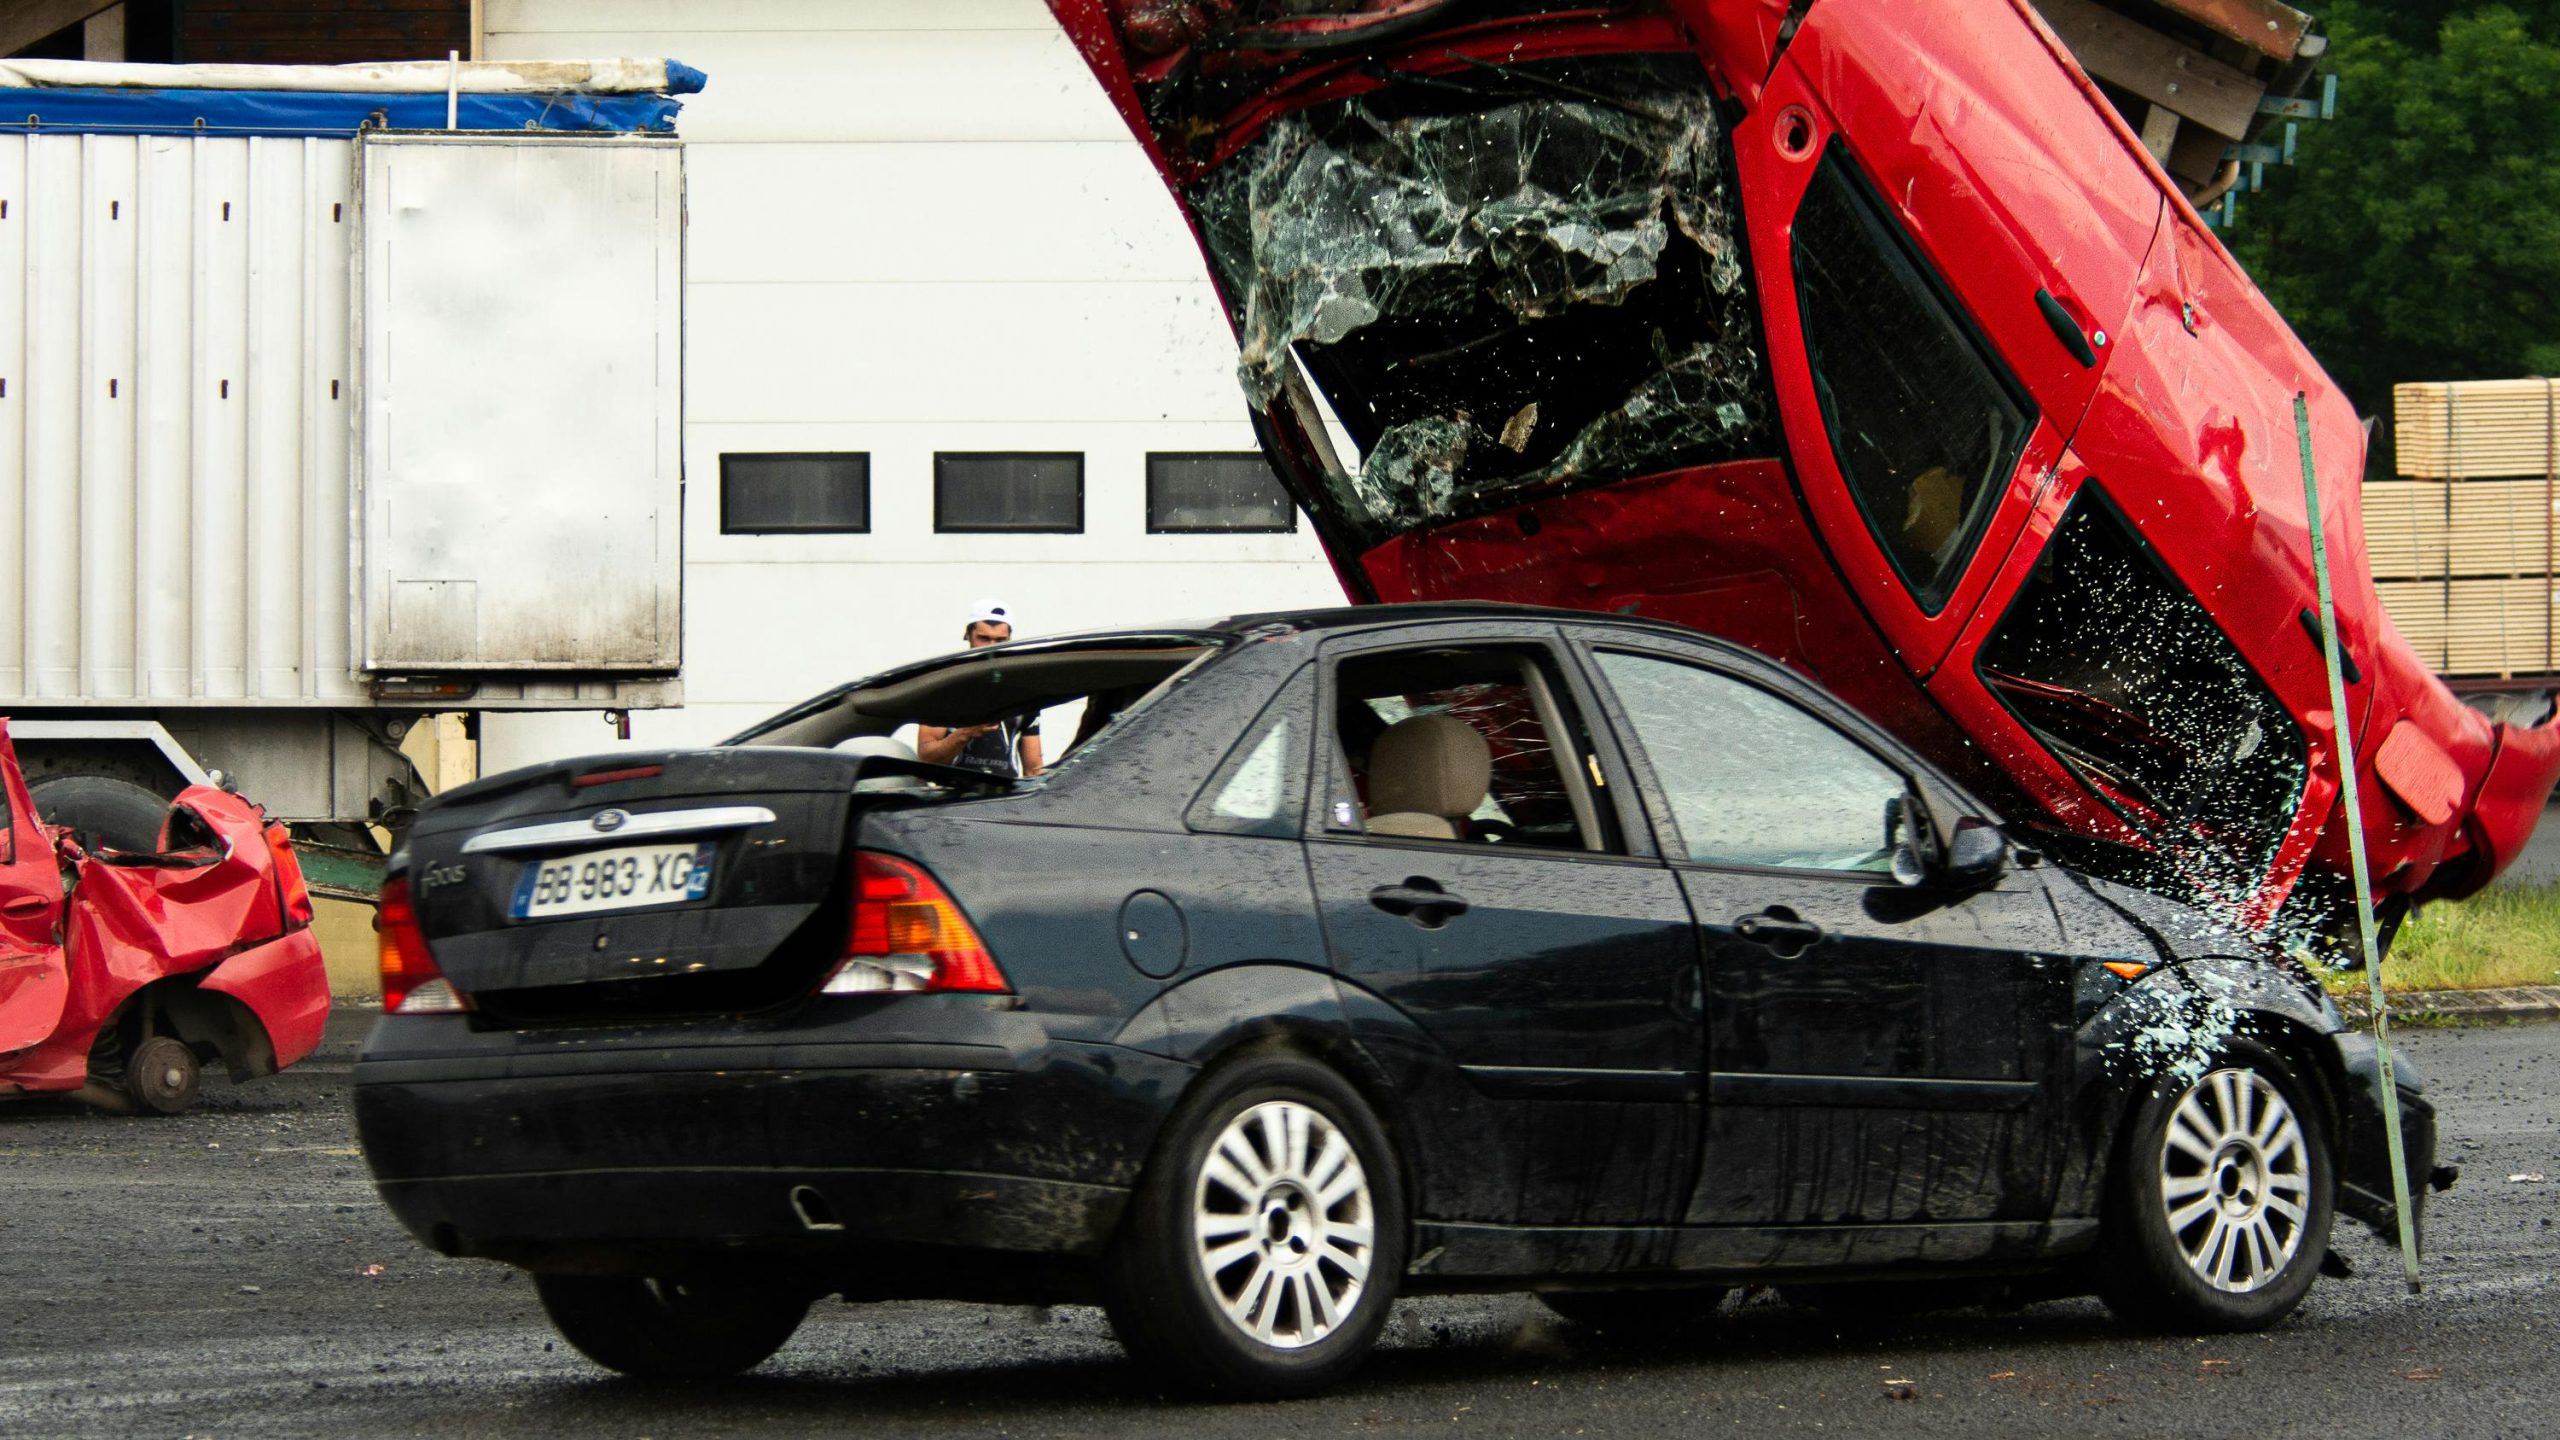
[0,722,69,1056]
[1307,628,1702,1227]
[1734,0,2164,674]
[1681,868,2075,1226]
[1311,841,1698,1226]
[1573,640,2078,1233]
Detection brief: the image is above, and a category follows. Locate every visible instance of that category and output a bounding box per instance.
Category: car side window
[1594,650,1903,873]
[1793,144,2032,613]
[1322,645,1616,853]
[1189,667,1310,839]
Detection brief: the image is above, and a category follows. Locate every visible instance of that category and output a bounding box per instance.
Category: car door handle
[1,895,48,919]
[1734,908,1824,956]
[2035,287,2099,368]
[1370,883,1469,927]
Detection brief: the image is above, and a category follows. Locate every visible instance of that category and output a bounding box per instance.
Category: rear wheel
[122,1034,202,1116]
[532,1274,810,1380]
[1105,1052,1407,1399]
[1539,1286,1730,1334]
[2099,1039,2335,1332]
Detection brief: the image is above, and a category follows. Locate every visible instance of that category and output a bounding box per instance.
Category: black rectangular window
[935,453,1083,533]
[1147,453,1297,533]
[720,453,870,534]
[1793,143,2033,614]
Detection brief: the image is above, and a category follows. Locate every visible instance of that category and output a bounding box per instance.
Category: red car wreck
[1052,0,2560,939]
[0,719,329,1114]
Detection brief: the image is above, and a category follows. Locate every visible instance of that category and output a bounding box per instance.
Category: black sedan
[356,605,2434,1397]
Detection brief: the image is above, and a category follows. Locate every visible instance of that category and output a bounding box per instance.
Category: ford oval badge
[591,809,630,834]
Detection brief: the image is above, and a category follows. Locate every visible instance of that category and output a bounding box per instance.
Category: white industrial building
[477,0,1340,773]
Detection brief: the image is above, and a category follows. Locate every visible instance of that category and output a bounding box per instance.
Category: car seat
[1365,713,1491,840]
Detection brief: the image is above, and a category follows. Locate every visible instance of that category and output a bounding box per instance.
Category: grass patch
[2327,882,2560,993]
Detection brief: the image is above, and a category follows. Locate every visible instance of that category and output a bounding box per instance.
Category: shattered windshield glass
[1196,55,1775,547]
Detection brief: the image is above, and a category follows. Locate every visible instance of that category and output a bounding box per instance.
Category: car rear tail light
[822,851,1009,995]
[377,874,471,1015]
[263,821,316,928]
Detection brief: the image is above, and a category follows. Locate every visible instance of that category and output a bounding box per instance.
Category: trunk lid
[404,748,883,1022]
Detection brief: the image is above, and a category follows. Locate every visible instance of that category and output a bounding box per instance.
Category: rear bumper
[201,927,331,1073]
[353,1016,1187,1289]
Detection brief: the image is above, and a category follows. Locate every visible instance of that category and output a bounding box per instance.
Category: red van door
[1735,0,2166,675]
[0,721,70,1056]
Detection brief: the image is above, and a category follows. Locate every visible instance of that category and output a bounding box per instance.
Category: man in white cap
[916,598,1043,777]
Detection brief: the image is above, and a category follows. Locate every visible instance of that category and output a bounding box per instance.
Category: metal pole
[2296,392,2423,1294]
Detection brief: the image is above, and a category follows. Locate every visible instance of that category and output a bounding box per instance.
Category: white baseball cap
[966,598,1015,628]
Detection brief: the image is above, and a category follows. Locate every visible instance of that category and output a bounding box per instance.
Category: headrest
[1368,713,1491,820]
[833,734,931,793]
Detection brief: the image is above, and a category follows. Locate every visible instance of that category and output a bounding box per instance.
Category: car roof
[733,602,1795,747]
[1125,600,1780,660]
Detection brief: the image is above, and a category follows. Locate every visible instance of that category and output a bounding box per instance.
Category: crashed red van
[0,718,329,1114]
[1053,0,2560,938]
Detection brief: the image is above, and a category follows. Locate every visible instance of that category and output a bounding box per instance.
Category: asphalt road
[3,1019,2555,1439]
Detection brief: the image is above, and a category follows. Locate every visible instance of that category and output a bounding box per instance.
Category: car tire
[1539,1286,1730,1334]
[31,774,171,854]
[532,1274,810,1380]
[123,1034,202,1116]
[1105,1051,1408,1399]
[2098,1038,2336,1332]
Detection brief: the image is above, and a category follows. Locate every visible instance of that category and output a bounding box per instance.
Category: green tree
[2230,2,2560,420]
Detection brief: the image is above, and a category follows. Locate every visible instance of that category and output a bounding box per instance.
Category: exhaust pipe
[789,1184,844,1232]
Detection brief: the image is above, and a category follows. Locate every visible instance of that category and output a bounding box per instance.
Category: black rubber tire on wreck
[1105,1051,1408,1399]
[30,774,170,854]
[2098,1038,2337,1332]
[532,1274,811,1381]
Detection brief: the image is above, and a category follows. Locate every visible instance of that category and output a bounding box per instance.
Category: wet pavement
[1,1017,2553,1438]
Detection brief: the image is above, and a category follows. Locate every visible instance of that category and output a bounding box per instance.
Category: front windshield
[1195,54,1776,549]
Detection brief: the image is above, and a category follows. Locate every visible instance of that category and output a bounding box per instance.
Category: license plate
[511,841,717,920]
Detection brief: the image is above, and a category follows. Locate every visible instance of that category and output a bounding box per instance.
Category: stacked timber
[2370,380,2560,679]
[2030,0,2324,205]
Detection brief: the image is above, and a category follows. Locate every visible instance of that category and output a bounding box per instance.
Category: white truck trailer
[0,57,694,892]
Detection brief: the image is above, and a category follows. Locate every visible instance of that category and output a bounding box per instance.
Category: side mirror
[1942,819,2010,887]
[1889,791,2007,889]
[1887,791,1940,888]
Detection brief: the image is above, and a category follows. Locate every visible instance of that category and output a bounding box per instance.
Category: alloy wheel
[1191,1098,1375,1350]
[2158,1067,2313,1294]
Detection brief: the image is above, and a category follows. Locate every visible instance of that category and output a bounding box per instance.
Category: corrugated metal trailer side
[2,131,359,706]
[0,129,679,710]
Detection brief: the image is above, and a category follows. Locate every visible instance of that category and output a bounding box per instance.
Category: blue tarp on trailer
[0,58,704,136]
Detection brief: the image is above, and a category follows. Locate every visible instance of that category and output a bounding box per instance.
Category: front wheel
[533,1274,810,1380]
[2098,1040,2336,1331]
[1105,1052,1407,1399]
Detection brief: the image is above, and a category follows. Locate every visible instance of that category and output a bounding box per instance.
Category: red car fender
[198,928,332,1073]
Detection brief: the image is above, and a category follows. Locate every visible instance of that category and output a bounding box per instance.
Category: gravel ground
[1,1018,2553,1438]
